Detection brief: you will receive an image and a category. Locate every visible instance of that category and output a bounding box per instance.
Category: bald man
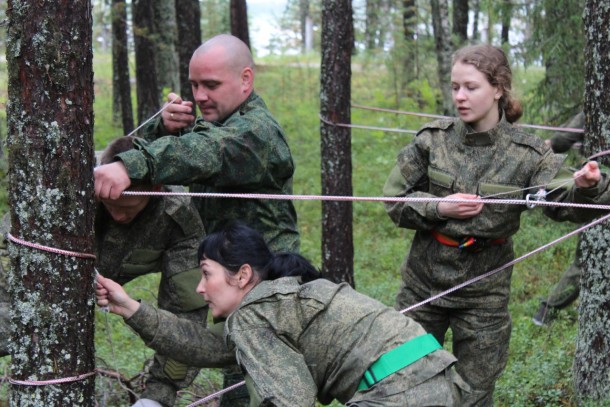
[94,34,300,406]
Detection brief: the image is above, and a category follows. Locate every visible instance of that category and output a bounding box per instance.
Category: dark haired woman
[96,223,467,406]
[383,43,604,406]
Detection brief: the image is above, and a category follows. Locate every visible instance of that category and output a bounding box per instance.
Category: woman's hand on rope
[95,274,141,319]
[574,161,601,189]
[162,92,195,134]
[94,162,132,200]
[437,193,484,219]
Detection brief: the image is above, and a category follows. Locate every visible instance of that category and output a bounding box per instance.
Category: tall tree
[112,0,134,135]
[472,0,481,41]
[574,0,610,401]
[320,0,354,286]
[299,0,313,53]
[402,0,418,81]
[431,0,454,115]
[153,0,180,97]
[452,0,469,46]
[133,0,160,123]
[500,0,513,45]
[6,0,96,405]
[176,0,202,102]
[230,0,251,49]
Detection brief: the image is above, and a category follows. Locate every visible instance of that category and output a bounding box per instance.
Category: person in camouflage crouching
[1,136,211,407]
[96,223,469,407]
[93,34,300,406]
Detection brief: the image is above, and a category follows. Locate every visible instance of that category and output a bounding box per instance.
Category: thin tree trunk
[453,0,469,46]
[574,1,610,400]
[153,0,180,100]
[112,0,134,135]
[472,0,480,41]
[230,0,251,50]
[176,0,202,102]
[299,0,311,53]
[133,0,160,123]
[402,0,418,81]
[500,0,513,45]
[320,0,354,286]
[6,0,96,405]
[431,0,454,115]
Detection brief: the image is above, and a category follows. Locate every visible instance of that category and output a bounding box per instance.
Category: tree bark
[402,0,418,81]
[574,1,610,402]
[431,0,454,115]
[500,0,513,45]
[153,0,180,99]
[230,0,251,50]
[133,0,160,123]
[452,0,469,46]
[320,0,354,286]
[176,0,202,102]
[6,0,96,405]
[112,0,135,135]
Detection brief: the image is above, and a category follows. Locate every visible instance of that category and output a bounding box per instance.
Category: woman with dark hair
[383,43,605,406]
[96,223,467,406]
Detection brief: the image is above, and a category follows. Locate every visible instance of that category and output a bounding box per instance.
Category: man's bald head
[192,34,254,75]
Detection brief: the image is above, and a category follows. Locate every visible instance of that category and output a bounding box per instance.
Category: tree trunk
[500,0,513,45]
[176,0,202,102]
[112,0,135,135]
[6,0,96,405]
[365,0,381,50]
[574,1,610,401]
[133,0,160,123]
[230,0,251,50]
[153,0,180,100]
[299,0,312,53]
[431,0,454,115]
[472,0,480,41]
[452,0,469,46]
[402,0,418,81]
[320,0,354,286]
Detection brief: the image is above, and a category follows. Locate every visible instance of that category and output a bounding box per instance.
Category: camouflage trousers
[397,286,511,407]
[542,260,581,309]
[347,367,467,406]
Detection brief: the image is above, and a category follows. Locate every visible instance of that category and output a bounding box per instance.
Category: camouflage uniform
[114,91,300,405]
[95,190,208,407]
[126,277,466,406]
[383,115,607,406]
[116,91,300,254]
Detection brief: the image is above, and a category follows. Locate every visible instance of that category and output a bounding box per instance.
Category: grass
[0,50,595,406]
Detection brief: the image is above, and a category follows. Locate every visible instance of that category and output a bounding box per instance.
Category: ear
[237,264,254,288]
[494,87,503,100]
[241,67,254,93]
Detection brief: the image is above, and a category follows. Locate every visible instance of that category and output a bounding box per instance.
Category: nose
[454,87,466,101]
[196,276,206,295]
[193,87,208,103]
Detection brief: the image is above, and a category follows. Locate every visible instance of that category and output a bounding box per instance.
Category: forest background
[0,0,599,406]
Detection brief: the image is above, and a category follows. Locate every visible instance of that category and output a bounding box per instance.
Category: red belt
[431,230,507,251]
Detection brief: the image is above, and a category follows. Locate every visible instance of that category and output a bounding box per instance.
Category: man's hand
[437,193,484,219]
[162,92,196,133]
[95,274,141,319]
[94,161,131,200]
[574,161,601,189]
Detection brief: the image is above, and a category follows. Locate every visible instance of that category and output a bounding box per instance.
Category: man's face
[189,48,249,122]
[102,195,150,224]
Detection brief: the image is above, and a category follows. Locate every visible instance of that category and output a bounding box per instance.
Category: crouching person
[96,222,468,406]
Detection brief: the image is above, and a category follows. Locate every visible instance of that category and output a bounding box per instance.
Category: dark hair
[198,222,321,283]
[100,136,137,165]
[452,44,523,123]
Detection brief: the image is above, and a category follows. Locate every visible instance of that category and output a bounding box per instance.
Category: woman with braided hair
[383,43,606,406]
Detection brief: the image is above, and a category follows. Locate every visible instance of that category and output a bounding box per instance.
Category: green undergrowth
[0,53,595,406]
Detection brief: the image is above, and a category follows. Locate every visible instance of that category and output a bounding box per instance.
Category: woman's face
[196,257,247,319]
[451,61,502,132]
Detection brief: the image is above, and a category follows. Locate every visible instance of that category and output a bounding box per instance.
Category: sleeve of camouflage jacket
[383,131,449,231]
[227,320,318,407]
[544,173,610,223]
[115,115,289,188]
[125,302,236,368]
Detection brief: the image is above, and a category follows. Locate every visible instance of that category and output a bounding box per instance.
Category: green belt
[358,333,442,391]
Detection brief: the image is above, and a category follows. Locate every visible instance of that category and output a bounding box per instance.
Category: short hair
[99,136,137,165]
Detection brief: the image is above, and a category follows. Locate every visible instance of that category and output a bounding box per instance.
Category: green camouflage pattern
[382,116,607,406]
[116,91,300,253]
[126,277,462,406]
[95,189,208,406]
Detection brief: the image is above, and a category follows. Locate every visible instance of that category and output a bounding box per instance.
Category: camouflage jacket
[95,189,206,314]
[127,277,457,406]
[383,116,609,307]
[115,92,299,253]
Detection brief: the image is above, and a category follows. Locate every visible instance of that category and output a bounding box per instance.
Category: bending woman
[383,43,606,406]
[96,222,467,406]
